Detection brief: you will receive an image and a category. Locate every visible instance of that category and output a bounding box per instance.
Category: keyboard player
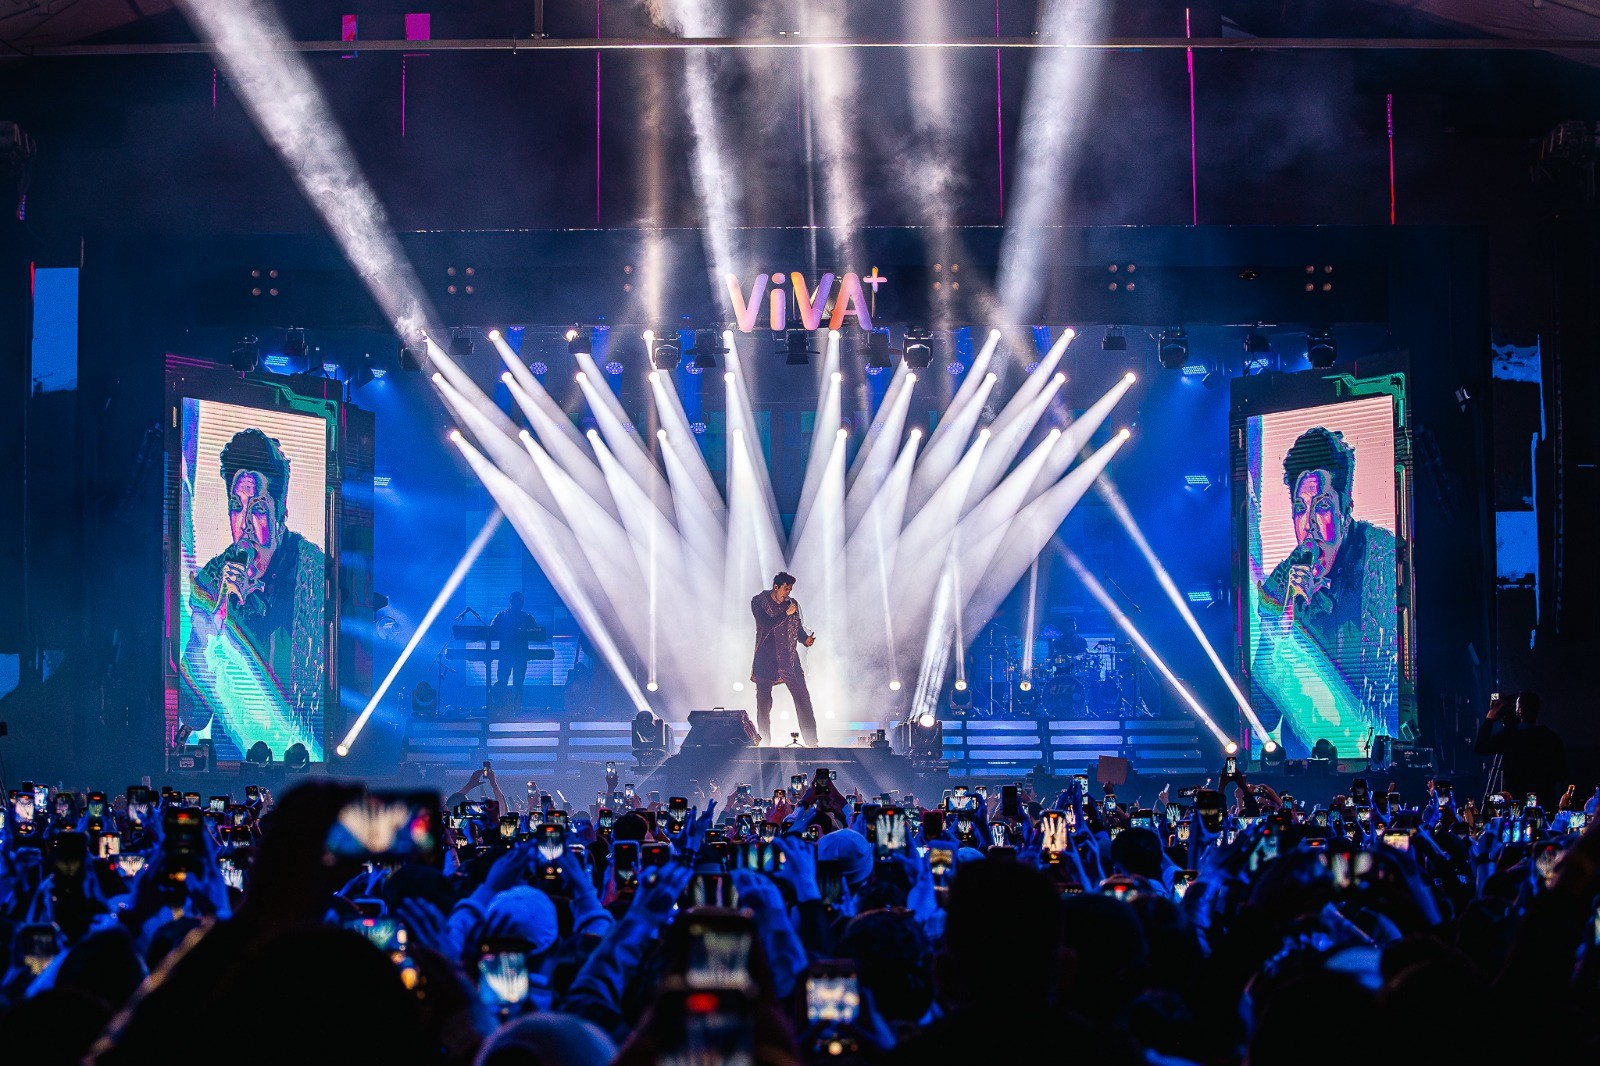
[489,591,538,708]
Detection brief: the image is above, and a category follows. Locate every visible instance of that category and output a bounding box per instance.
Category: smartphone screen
[499,814,520,840]
[535,824,566,865]
[324,791,441,862]
[668,797,690,831]
[873,807,908,859]
[208,796,229,814]
[1172,870,1197,900]
[789,774,807,793]
[1195,790,1224,833]
[1381,829,1410,852]
[805,967,861,1026]
[928,845,955,885]
[97,832,122,859]
[478,951,530,1009]
[1000,784,1023,821]
[345,917,407,954]
[1132,809,1154,831]
[1041,810,1068,856]
[685,915,755,990]
[1223,755,1237,776]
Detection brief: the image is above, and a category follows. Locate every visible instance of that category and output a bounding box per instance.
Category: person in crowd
[0,757,1595,1065]
[1475,689,1569,809]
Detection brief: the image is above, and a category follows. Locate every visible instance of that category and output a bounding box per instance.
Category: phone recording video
[805,962,861,1027]
[324,791,441,863]
[683,911,756,990]
[535,823,566,884]
[612,841,640,887]
[478,949,531,1011]
[873,807,908,859]
[667,796,690,833]
[1041,810,1069,858]
[1195,790,1224,833]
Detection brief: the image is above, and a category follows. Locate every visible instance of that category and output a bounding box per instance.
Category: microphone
[1286,541,1318,608]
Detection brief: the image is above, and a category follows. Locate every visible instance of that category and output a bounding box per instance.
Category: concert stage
[644,745,923,801]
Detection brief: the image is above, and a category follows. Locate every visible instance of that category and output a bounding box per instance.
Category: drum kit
[961,621,1155,720]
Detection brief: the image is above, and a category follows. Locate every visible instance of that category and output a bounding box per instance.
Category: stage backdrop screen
[173,396,330,761]
[1242,393,1401,759]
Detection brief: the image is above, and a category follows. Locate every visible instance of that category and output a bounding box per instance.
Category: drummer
[1050,614,1088,659]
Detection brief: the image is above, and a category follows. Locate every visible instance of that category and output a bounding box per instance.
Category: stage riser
[401,719,893,772]
[941,719,1208,777]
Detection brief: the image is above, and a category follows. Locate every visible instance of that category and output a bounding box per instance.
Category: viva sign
[723,271,879,334]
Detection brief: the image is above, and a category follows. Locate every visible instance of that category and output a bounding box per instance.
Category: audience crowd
[2,752,1599,1065]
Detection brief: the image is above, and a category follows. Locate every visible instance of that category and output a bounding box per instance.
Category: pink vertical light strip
[402,14,431,139]
[995,0,1004,219]
[212,67,217,111]
[1185,8,1198,226]
[1386,93,1396,225]
[401,57,407,137]
[596,1,603,224]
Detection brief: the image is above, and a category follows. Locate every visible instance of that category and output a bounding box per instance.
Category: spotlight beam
[649,370,727,519]
[1060,544,1236,752]
[337,511,504,757]
[1026,372,1137,504]
[905,372,998,516]
[575,358,674,509]
[501,373,619,518]
[455,435,653,713]
[791,333,844,547]
[844,364,916,532]
[1095,476,1272,741]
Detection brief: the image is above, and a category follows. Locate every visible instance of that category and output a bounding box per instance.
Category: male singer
[1254,426,1397,756]
[751,572,819,747]
[184,428,327,750]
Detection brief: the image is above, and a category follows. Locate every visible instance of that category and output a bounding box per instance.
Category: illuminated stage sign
[724,270,884,333]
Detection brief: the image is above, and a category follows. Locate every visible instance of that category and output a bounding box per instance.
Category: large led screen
[1242,393,1401,759]
[172,397,329,760]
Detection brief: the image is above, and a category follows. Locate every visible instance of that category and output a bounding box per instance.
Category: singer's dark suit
[751,591,818,746]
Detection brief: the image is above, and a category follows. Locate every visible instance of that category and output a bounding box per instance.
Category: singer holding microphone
[750,572,819,747]
[182,428,327,750]
[1252,427,1397,758]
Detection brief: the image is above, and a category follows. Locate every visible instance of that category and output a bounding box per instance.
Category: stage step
[939,717,1206,777]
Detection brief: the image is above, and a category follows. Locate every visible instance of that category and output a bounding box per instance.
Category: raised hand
[628,861,693,924]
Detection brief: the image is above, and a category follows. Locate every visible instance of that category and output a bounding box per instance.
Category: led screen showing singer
[176,400,328,760]
[1244,395,1400,759]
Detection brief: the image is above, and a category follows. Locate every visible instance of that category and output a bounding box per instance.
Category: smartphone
[1041,810,1069,857]
[1381,829,1411,852]
[668,796,690,832]
[642,842,673,868]
[805,962,861,1027]
[1195,789,1224,833]
[182,791,201,808]
[9,790,36,834]
[921,810,945,839]
[817,860,847,907]
[85,791,107,820]
[114,853,147,878]
[1351,779,1370,805]
[653,987,756,1063]
[1132,809,1154,831]
[53,831,90,880]
[15,924,61,977]
[226,804,250,828]
[1176,820,1191,843]
[873,807,908,859]
[499,814,521,841]
[345,917,407,954]
[612,841,640,887]
[759,821,778,843]
[478,950,530,1010]
[1000,784,1023,822]
[208,795,229,814]
[324,791,441,862]
[684,871,738,908]
[97,832,123,859]
[1435,781,1453,804]
[163,806,207,876]
[547,809,570,830]
[245,785,262,805]
[1172,869,1197,900]
[535,823,566,865]
[1223,755,1238,776]
[735,813,754,837]
[990,822,1009,847]
[928,844,955,886]
[790,774,807,794]
[1571,812,1590,833]
[597,808,615,832]
[1386,792,1402,810]
[1534,842,1563,887]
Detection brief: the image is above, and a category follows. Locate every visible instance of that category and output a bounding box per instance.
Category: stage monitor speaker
[166,740,215,774]
[682,708,759,748]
